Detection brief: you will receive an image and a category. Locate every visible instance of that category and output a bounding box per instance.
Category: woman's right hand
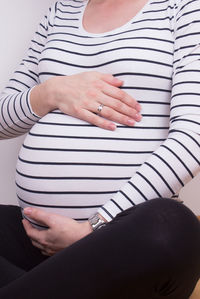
[31,71,142,130]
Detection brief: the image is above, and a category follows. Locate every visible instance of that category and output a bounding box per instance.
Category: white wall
[0,0,53,203]
[0,0,199,214]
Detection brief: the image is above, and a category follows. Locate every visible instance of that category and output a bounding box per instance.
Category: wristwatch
[88,213,107,231]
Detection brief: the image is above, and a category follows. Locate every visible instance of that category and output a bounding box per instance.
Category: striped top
[0,0,199,224]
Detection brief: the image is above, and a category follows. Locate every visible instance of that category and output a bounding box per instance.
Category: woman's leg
[0,198,200,299]
[0,205,47,271]
[0,257,25,287]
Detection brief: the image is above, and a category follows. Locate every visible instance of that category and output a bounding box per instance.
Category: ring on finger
[97,103,104,115]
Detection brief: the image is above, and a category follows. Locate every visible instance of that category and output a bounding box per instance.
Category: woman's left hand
[22,208,92,256]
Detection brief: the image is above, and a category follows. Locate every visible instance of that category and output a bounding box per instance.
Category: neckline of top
[78,0,152,37]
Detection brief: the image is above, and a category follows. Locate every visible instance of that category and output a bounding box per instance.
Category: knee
[117,198,200,256]
[148,198,200,241]
[142,198,200,240]
[111,199,200,296]
[145,199,200,264]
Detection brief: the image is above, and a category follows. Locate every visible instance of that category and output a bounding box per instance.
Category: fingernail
[24,207,32,215]
[136,103,141,112]
[114,78,124,84]
[127,119,135,126]
[109,123,116,130]
[135,113,142,121]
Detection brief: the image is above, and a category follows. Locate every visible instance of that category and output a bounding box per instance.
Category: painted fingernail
[127,119,135,126]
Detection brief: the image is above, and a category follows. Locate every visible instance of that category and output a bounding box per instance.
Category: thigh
[0,257,25,288]
[117,198,200,299]
[0,199,200,299]
[0,205,47,270]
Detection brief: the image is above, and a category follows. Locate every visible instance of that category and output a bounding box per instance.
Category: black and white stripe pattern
[0,0,199,222]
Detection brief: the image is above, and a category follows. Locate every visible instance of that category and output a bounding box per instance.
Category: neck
[83,0,148,34]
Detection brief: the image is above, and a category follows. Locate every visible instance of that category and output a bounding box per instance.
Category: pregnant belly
[16,111,168,225]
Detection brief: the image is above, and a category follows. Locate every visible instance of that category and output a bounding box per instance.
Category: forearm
[0,88,40,140]
[0,78,55,140]
[0,75,60,140]
[98,127,200,221]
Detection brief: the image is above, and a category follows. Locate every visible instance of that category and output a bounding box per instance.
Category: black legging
[0,198,200,299]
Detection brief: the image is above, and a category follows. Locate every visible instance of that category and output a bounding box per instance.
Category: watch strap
[88,213,106,231]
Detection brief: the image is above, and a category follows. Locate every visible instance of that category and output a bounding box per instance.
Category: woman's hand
[22,208,92,256]
[31,71,142,130]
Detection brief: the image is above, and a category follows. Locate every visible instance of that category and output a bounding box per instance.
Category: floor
[190,280,200,299]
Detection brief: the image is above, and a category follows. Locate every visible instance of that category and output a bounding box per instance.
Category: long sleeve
[98,0,200,221]
[0,4,57,140]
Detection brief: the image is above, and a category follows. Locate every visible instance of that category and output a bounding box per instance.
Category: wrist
[30,82,55,117]
[98,213,107,223]
[42,78,58,113]
[43,76,71,114]
[80,221,93,237]
[88,213,107,231]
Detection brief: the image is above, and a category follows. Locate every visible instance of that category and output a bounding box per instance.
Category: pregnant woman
[0,0,200,298]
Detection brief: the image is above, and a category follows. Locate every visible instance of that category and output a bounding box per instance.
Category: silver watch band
[88,213,106,231]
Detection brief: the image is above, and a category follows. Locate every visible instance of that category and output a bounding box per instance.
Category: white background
[0,0,199,214]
